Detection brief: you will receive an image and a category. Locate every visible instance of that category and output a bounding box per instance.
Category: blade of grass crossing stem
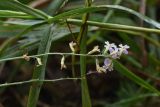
[78,0,92,107]
[87,0,122,44]
[0,0,49,19]
[114,60,160,95]
[27,25,53,107]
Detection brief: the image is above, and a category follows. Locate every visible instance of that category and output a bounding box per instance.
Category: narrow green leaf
[87,0,122,44]
[27,25,53,107]
[48,5,160,28]
[5,20,45,26]
[118,33,141,53]
[0,10,35,19]
[114,60,160,95]
[0,0,50,19]
[67,19,160,34]
[78,0,92,107]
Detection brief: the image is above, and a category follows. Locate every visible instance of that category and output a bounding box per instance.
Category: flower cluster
[62,41,129,73]
[104,41,129,59]
[97,41,129,73]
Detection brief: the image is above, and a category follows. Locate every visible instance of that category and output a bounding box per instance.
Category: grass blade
[67,19,160,34]
[0,10,35,19]
[114,60,160,95]
[48,5,160,28]
[78,0,92,107]
[0,0,49,19]
[27,25,53,107]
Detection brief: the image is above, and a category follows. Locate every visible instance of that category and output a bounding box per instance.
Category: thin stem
[139,0,147,66]
[0,52,109,63]
[0,78,82,88]
[78,0,92,107]
[66,20,77,78]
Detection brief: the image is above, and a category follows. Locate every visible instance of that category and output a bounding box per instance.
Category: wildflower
[36,57,42,67]
[69,41,77,53]
[88,46,100,55]
[22,54,30,61]
[102,58,113,71]
[108,45,119,59]
[101,41,130,71]
[118,44,130,56]
[96,59,106,73]
[61,55,67,70]
[104,41,119,59]
[104,41,115,54]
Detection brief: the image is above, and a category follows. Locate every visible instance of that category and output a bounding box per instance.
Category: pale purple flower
[118,44,130,56]
[96,41,130,73]
[104,41,119,59]
[104,41,116,54]
[109,45,119,59]
[103,58,113,71]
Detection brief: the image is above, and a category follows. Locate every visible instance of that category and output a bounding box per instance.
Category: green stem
[67,18,160,34]
[87,0,122,44]
[78,0,92,107]
[0,52,110,63]
[0,78,82,88]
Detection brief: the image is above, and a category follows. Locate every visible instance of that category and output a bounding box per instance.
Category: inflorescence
[67,41,130,73]
[96,41,130,73]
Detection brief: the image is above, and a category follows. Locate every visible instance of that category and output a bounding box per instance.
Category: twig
[0,52,110,63]
[0,78,82,88]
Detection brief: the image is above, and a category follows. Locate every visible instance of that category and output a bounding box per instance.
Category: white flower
[104,41,119,59]
[88,46,100,55]
[36,57,42,67]
[96,59,106,73]
[61,56,67,70]
[118,44,130,56]
[104,41,115,52]
[69,41,77,52]
[22,54,30,61]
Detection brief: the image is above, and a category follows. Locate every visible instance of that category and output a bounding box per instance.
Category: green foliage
[0,0,160,107]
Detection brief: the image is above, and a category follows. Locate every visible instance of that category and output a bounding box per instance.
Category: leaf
[0,0,49,19]
[67,19,160,34]
[118,33,141,53]
[5,19,45,26]
[0,10,35,19]
[48,5,160,28]
[114,60,160,95]
[27,24,54,107]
